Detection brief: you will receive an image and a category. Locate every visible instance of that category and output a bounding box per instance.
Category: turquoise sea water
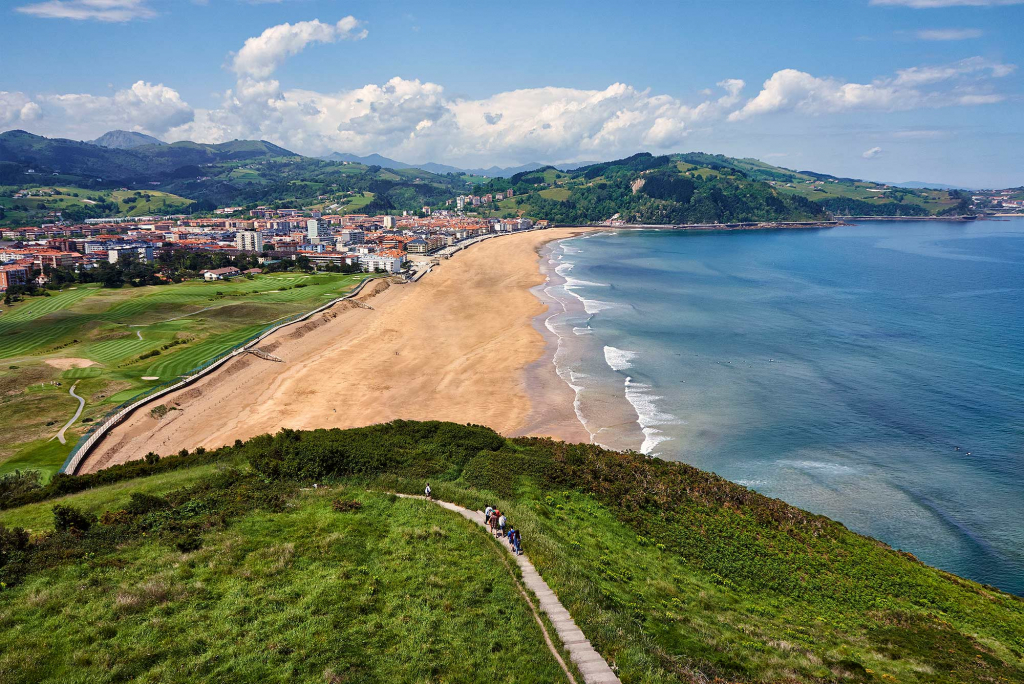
[540,218,1024,595]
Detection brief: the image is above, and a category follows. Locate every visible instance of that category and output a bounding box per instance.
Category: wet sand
[81,228,593,473]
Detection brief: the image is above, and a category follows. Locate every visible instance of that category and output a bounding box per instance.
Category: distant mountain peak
[91,130,167,150]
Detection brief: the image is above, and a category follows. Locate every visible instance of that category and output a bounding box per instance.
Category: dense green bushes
[247,420,506,480]
[0,445,235,511]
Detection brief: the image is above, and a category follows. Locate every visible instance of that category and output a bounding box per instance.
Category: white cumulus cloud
[15,0,156,22]
[163,77,748,165]
[231,17,367,79]
[728,57,1014,120]
[1,82,193,140]
[863,146,884,159]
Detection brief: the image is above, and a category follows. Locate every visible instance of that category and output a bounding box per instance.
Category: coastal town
[0,207,545,294]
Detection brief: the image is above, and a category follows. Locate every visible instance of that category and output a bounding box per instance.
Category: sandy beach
[81,228,592,473]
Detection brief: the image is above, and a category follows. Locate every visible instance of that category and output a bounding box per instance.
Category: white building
[337,228,365,245]
[108,245,154,264]
[359,254,405,273]
[307,218,332,244]
[382,216,397,229]
[456,195,466,211]
[235,229,264,252]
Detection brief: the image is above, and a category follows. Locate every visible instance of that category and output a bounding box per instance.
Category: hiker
[498,513,507,537]
[484,505,494,524]
[511,529,523,555]
[424,483,432,499]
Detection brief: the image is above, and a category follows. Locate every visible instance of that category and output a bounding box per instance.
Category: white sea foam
[564,276,609,289]
[624,377,680,455]
[572,294,615,314]
[603,346,637,372]
[555,262,574,277]
[573,326,593,335]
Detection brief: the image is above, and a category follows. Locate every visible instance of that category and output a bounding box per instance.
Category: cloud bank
[0,17,1016,167]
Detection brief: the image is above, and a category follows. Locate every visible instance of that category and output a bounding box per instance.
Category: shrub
[332,498,362,512]
[174,535,202,553]
[0,470,43,502]
[125,493,170,516]
[0,524,30,565]
[144,451,160,465]
[52,504,95,532]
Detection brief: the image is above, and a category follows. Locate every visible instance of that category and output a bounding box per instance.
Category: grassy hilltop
[1,421,1021,683]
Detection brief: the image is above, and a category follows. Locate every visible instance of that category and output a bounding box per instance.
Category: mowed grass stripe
[0,287,98,332]
[145,323,265,378]
[0,318,84,359]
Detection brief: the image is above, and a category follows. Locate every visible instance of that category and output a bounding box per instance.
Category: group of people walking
[423,485,523,556]
[485,504,523,555]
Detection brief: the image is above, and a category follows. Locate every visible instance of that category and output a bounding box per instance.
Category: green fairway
[0,272,371,476]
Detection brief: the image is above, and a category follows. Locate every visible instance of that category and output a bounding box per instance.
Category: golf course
[0,272,372,479]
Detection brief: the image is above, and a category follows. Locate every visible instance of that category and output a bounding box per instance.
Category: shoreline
[79,228,594,473]
[519,233,647,455]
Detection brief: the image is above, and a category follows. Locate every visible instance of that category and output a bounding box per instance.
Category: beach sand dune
[81,229,589,473]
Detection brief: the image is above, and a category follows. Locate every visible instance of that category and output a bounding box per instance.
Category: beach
[80,228,592,473]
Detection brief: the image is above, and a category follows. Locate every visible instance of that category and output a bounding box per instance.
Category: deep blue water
[541,219,1024,594]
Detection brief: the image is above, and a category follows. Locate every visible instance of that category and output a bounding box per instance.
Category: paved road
[397,494,620,684]
[56,381,85,445]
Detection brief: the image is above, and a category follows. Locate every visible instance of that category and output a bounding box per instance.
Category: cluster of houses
[0,208,544,291]
[454,189,513,210]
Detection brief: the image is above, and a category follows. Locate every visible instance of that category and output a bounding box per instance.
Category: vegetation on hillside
[0,131,475,226]
[1,421,1021,683]
[0,132,977,227]
[469,153,973,224]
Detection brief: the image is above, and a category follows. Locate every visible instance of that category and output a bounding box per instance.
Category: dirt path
[55,381,85,445]
[397,494,619,684]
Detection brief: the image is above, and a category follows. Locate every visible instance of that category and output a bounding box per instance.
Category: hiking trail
[395,494,620,684]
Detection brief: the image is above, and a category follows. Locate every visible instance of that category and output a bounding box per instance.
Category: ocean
[537,218,1024,595]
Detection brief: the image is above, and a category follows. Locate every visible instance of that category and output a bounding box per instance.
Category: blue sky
[2,0,1022,187]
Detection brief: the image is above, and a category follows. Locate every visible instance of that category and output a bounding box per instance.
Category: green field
[340,191,375,213]
[538,188,571,201]
[0,421,1020,683]
[0,272,371,477]
[0,186,193,226]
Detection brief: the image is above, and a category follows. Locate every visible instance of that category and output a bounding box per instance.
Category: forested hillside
[0,132,975,227]
[471,153,973,224]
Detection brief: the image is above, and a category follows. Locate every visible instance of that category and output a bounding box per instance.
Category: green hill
[470,153,973,224]
[0,130,298,183]
[1,421,1020,683]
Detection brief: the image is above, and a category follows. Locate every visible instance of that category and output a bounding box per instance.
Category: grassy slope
[0,186,193,226]
[1,423,1020,684]
[0,273,369,476]
[0,463,229,532]
[0,484,567,684]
